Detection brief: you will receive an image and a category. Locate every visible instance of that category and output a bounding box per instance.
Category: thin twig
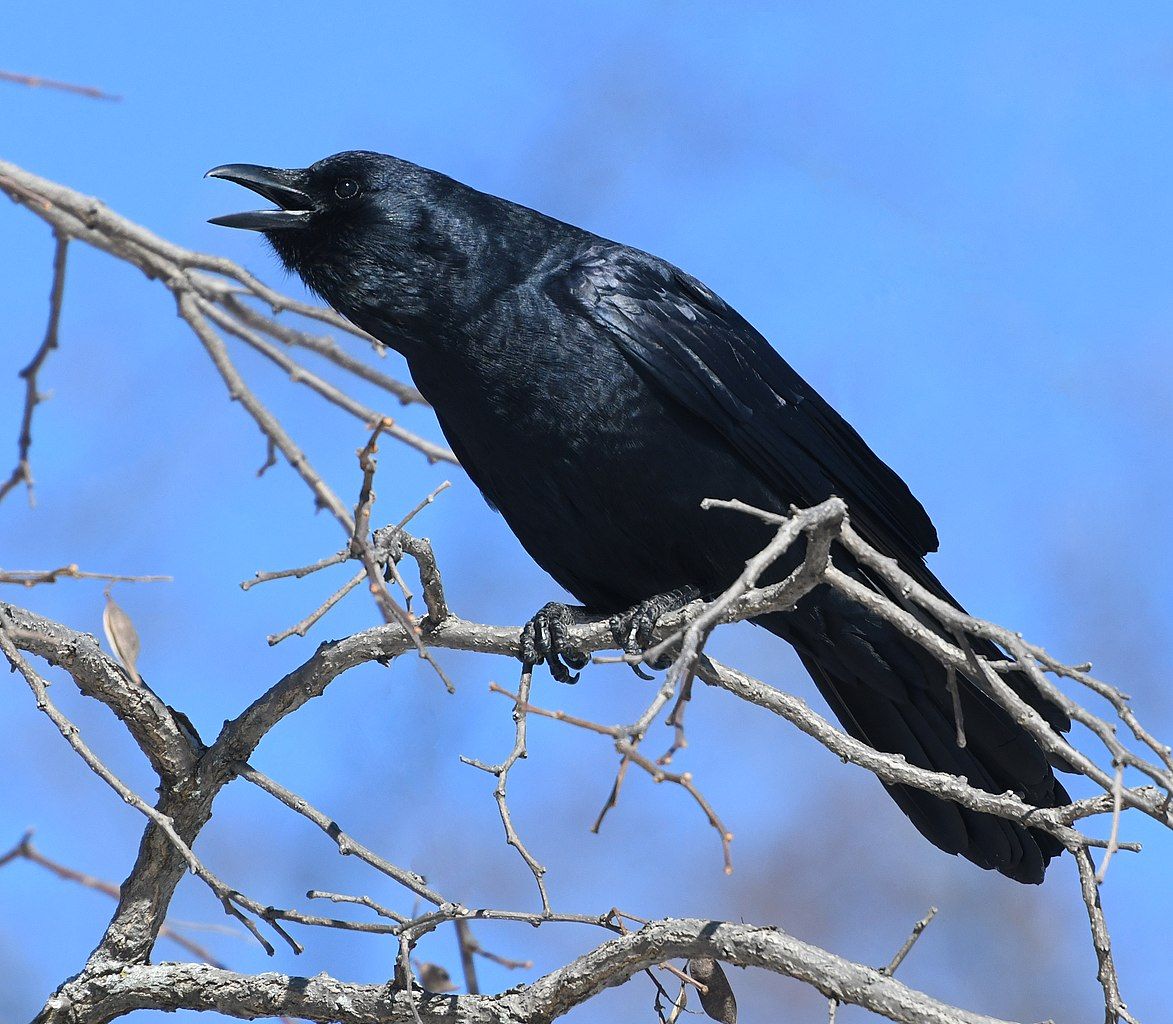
[0,565,170,587]
[235,763,445,907]
[592,756,631,834]
[0,830,231,966]
[350,428,454,692]
[489,682,734,873]
[880,907,938,976]
[0,231,68,506]
[944,663,966,748]
[241,549,349,591]
[178,291,355,529]
[454,919,480,994]
[218,293,426,406]
[306,890,406,923]
[658,676,694,766]
[1095,763,1127,884]
[462,667,551,913]
[266,569,366,645]
[0,69,120,101]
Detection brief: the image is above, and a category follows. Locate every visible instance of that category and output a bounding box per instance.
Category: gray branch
[36,919,1015,1024]
[0,603,197,782]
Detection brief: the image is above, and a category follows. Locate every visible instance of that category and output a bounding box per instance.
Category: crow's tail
[756,565,1071,884]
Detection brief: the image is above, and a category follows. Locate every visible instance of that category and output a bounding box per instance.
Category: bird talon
[607,614,625,647]
[610,586,701,678]
[545,653,577,684]
[520,602,589,683]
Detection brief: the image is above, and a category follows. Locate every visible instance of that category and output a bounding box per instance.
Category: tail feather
[757,573,1070,884]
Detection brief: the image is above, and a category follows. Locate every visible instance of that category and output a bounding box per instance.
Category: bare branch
[0,623,293,954]
[0,602,197,781]
[0,831,231,967]
[0,565,170,587]
[1074,847,1138,1024]
[486,682,734,873]
[37,918,1020,1024]
[881,907,939,977]
[461,667,552,912]
[234,762,446,907]
[0,69,120,101]
[0,231,68,506]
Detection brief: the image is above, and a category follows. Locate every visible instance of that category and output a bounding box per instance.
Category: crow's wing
[560,243,939,566]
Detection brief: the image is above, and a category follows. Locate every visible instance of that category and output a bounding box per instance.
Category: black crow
[208,151,1071,882]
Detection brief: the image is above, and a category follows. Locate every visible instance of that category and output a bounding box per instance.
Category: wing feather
[562,243,939,563]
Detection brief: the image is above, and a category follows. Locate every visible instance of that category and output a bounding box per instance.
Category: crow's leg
[519,601,591,683]
[609,586,701,679]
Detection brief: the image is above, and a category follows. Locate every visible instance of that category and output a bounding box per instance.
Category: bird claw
[520,602,589,684]
[609,586,701,678]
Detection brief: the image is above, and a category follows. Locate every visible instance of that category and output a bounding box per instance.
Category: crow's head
[207,151,498,348]
[207,151,431,235]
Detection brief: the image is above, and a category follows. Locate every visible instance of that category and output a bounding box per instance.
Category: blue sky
[2,4,1171,1022]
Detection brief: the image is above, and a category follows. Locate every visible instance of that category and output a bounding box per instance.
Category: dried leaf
[417,962,457,993]
[688,957,737,1024]
[102,590,141,684]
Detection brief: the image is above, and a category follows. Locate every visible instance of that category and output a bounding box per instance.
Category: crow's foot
[520,601,591,683]
[609,586,701,679]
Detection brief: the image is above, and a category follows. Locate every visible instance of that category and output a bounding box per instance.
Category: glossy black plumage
[209,151,1072,882]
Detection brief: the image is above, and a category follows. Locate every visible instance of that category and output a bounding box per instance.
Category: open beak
[205,163,314,230]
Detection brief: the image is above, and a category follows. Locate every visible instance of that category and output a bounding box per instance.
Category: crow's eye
[334,178,360,200]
